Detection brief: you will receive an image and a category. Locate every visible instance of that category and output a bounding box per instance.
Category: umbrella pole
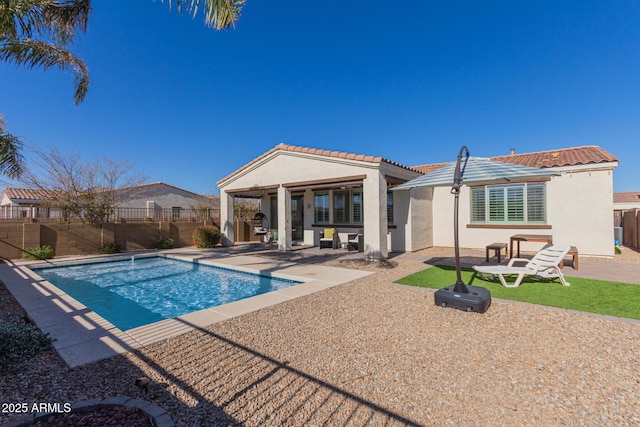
[433,145,491,313]
[452,146,469,293]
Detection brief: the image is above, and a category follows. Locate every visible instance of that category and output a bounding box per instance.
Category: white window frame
[470,182,546,224]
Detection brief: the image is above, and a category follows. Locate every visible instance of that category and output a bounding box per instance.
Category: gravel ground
[2,247,640,426]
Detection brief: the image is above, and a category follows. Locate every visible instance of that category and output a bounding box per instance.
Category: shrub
[100,243,121,254]
[23,245,54,260]
[192,226,220,248]
[0,317,53,366]
[155,238,174,249]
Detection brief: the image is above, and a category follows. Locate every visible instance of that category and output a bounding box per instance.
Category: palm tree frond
[164,0,244,30]
[43,0,90,45]
[0,37,89,104]
[0,117,24,178]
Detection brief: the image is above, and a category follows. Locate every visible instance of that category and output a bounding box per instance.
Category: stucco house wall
[391,187,434,252]
[430,165,616,257]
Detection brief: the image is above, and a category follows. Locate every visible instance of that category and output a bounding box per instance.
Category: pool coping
[1,248,372,368]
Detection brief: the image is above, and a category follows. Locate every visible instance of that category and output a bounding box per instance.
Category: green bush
[23,245,54,260]
[155,238,174,249]
[192,226,221,248]
[0,317,53,366]
[100,243,121,254]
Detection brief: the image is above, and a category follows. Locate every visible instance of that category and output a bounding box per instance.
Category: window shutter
[333,191,350,223]
[353,191,363,224]
[470,187,486,222]
[527,183,545,223]
[506,186,524,222]
[488,187,505,222]
[314,192,329,223]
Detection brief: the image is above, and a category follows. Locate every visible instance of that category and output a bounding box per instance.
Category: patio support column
[363,172,388,259]
[277,185,292,251]
[220,190,235,246]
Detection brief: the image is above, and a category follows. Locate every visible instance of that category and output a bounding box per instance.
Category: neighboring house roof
[115,182,220,208]
[412,145,618,173]
[217,143,422,185]
[614,192,640,204]
[1,188,56,203]
[115,182,203,197]
[1,183,220,208]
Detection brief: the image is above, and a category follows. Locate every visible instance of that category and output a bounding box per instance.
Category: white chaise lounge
[473,244,571,288]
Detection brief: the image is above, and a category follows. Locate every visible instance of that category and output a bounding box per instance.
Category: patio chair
[347,232,363,252]
[473,244,571,288]
[319,228,338,249]
[251,212,269,236]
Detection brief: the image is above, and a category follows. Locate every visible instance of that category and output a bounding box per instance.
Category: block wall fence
[622,210,640,249]
[0,221,218,260]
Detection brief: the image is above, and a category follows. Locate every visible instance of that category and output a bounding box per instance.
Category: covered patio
[217,144,423,259]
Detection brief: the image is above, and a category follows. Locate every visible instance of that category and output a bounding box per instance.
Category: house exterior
[113,182,219,221]
[420,146,618,257]
[218,144,619,258]
[0,182,219,222]
[217,144,423,258]
[0,188,56,220]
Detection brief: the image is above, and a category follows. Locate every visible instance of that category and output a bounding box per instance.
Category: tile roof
[614,192,640,204]
[411,163,448,174]
[1,188,56,201]
[490,145,618,168]
[217,143,421,185]
[412,145,618,172]
[115,182,216,199]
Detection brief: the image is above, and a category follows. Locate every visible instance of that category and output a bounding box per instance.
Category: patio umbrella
[393,147,560,313]
[393,155,561,191]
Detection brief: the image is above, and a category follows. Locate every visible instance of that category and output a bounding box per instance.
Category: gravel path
[2,247,640,426]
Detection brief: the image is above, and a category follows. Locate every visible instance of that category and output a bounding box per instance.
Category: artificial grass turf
[395,265,640,320]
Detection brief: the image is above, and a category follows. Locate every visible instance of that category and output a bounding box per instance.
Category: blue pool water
[33,256,300,330]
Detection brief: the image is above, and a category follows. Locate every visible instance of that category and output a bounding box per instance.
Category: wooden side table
[486,243,508,262]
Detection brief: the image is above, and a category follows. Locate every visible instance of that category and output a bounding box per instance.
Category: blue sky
[1,1,639,195]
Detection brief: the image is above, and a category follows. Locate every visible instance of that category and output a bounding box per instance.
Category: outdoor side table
[486,243,507,263]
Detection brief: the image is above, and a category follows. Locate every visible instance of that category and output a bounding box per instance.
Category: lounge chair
[251,212,269,242]
[347,232,363,252]
[319,228,338,249]
[473,244,571,288]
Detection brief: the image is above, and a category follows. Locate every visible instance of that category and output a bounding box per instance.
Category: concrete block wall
[0,223,26,259]
[0,221,219,260]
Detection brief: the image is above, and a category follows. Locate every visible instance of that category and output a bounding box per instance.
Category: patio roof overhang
[224,175,370,196]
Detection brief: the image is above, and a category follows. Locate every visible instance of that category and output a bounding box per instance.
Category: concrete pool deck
[0,247,372,368]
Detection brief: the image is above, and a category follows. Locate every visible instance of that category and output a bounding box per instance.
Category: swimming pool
[33,256,301,330]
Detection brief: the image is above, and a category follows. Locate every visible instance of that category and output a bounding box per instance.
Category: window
[387,191,394,224]
[471,183,546,224]
[352,190,363,224]
[470,187,486,222]
[270,197,279,229]
[314,189,363,225]
[314,192,329,223]
[527,183,545,223]
[333,191,351,223]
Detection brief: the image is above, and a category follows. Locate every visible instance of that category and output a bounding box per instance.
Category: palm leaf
[164,0,245,30]
[0,118,24,178]
[0,37,89,104]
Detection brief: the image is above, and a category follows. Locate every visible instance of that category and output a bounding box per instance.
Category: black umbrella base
[434,284,491,313]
